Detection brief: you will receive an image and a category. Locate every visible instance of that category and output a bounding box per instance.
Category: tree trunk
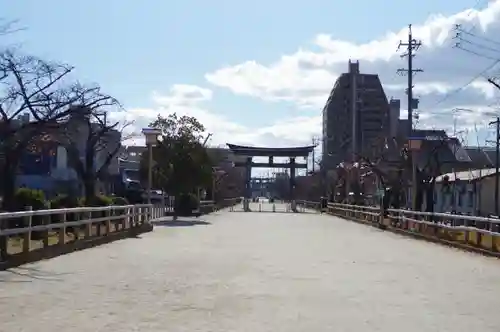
[1,168,16,211]
[83,175,97,203]
[0,157,17,261]
[425,179,436,222]
[1,157,18,212]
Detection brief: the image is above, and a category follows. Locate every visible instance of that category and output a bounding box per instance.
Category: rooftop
[226,144,315,157]
[435,168,498,183]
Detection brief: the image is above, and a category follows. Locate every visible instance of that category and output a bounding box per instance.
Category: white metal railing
[327,202,500,252]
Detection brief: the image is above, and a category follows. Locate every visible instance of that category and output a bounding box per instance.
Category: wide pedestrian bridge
[2,202,500,331]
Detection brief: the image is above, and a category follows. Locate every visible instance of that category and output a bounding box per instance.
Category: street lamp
[142,128,161,205]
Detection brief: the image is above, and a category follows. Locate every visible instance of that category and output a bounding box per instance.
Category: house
[15,112,122,197]
[433,168,500,217]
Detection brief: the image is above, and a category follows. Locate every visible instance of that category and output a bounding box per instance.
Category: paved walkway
[2,208,500,331]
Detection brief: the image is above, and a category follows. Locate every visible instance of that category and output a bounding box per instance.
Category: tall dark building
[322,60,391,169]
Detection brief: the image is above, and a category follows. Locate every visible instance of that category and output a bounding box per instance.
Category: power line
[449,23,500,106]
[428,59,500,107]
[454,25,500,60]
[456,27,500,48]
[458,0,488,34]
[427,1,496,108]
[456,38,500,55]
[430,24,500,108]
[454,44,500,61]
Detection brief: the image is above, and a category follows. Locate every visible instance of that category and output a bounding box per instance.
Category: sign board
[407,138,422,151]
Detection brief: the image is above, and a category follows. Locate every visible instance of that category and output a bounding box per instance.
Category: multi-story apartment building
[322,60,391,170]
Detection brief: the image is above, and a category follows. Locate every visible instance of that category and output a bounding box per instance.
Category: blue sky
[2,0,498,152]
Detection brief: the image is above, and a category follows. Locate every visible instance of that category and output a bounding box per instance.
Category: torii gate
[226,143,315,211]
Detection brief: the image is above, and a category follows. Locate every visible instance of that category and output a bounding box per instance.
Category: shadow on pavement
[0,266,72,283]
[152,219,212,227]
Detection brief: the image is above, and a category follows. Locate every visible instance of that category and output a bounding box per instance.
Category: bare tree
[354,136,407,207]
[59,98,131,202]
[413,137,456,213]
[0,50,104,209]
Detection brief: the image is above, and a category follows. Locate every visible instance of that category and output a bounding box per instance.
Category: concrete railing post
[58,212,66,245]
[23,207,32,253]
[105,207,112,234]
[84,210,92,238]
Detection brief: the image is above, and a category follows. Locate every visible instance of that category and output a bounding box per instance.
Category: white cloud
[205,0,500,137]
[124,1,500,152]
[151,84,213,105]
[122,84,319,148]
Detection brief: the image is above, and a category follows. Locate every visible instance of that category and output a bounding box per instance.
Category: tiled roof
[464,147,493,168]
[436,168,497,182]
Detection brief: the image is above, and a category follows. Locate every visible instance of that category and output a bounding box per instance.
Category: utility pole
[397,24,423,210]
[489,117,500,217]
[311,136,320,173]
[397,24,423,135]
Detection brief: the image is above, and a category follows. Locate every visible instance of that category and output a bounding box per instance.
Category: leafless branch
[0,50,77,123]
[56,87,128,197]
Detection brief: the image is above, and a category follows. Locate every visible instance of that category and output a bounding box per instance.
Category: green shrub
[49,195,81,225]
[11,188,47,238]
[174,193,199,216]
[110,196,129,206]
[79,195,113,207]
[109,196,130,226]
[50,194,80,209]
[13,188,46,211]
[78,195,113,223]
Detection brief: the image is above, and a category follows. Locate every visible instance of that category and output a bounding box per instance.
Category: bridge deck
[2,209,500,331]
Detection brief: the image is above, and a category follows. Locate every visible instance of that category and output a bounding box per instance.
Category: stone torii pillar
[244,157,252,211]
[289,157,297,211]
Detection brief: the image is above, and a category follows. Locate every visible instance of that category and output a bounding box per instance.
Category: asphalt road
[1,207,500,331]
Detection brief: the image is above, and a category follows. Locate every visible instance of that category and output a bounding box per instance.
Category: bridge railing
[200,198,241,213]
[215,197,242,210]
[296,200,321,211]
[0,197,244,265]
[327,202,500,253]
[0,204,158,259]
